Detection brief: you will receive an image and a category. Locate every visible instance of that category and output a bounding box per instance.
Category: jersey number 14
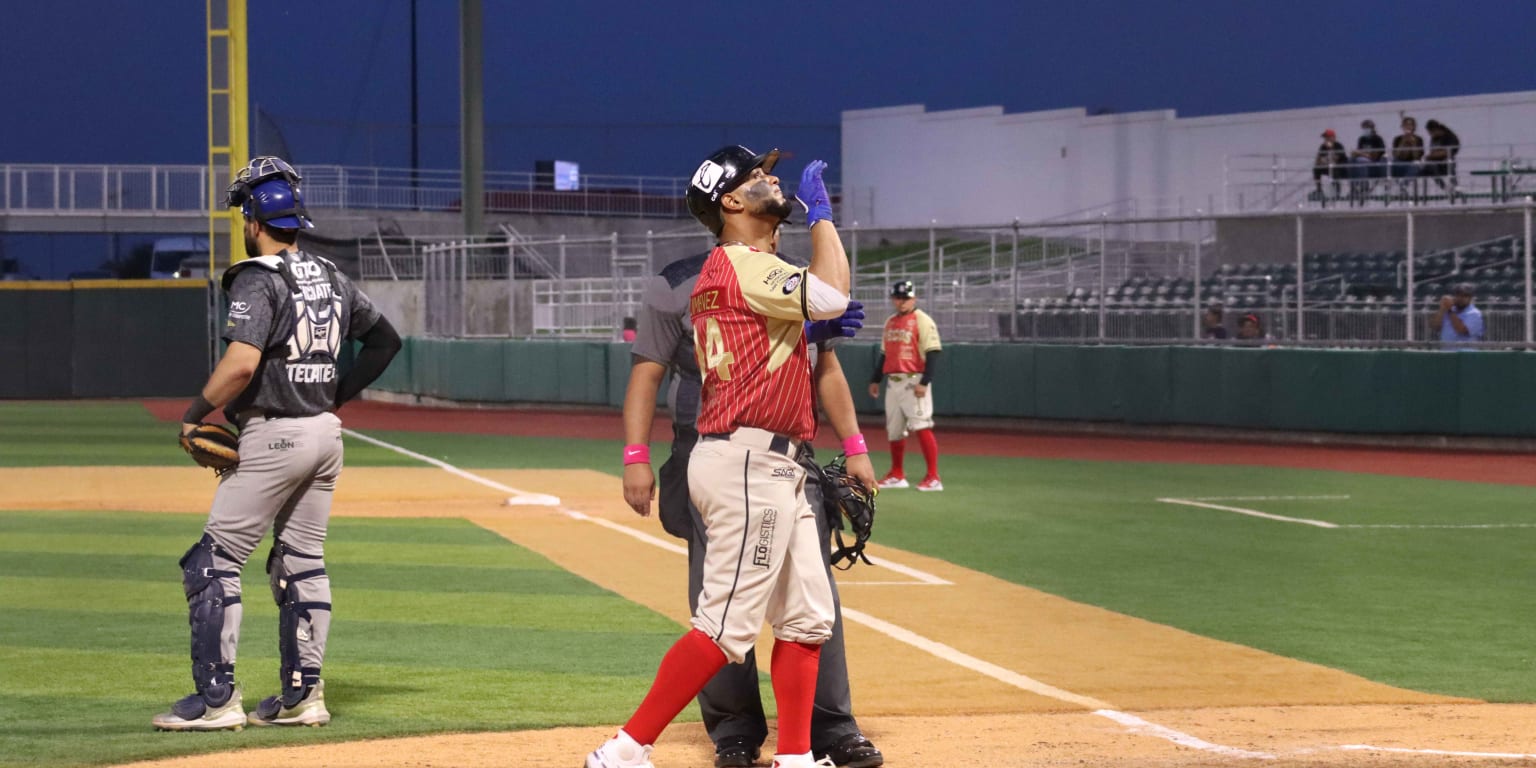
[702,318,735,381]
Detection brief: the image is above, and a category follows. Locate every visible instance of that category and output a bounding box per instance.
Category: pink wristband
[623,444,651,465]
[842,434,868,456]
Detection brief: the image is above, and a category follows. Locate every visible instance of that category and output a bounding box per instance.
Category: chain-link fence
[389,202,1535,348]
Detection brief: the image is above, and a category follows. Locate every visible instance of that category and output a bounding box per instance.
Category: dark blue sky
[3,0,1535,178]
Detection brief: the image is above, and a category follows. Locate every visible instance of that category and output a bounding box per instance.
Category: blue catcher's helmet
[225,156,314,230]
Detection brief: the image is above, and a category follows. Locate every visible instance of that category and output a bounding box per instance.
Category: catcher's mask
[686,144,781,237]
[226,156,314,230]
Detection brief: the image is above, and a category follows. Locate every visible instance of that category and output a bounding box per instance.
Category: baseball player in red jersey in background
[868,280,944,491]
[588,145,868,768]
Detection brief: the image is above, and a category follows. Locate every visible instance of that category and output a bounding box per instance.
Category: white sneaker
[877,473,909,489]
[587,729,654,768]
[771,752,835,768]
[917,476,944,492]
[152,689,245,731]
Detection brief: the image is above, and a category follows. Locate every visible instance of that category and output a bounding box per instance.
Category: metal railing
[0,162,850,221]
[1224,143,1536,212]
[380,202,1536,348]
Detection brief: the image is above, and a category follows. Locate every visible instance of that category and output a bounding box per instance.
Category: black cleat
[714,734,762,768]
[817,732,883,768]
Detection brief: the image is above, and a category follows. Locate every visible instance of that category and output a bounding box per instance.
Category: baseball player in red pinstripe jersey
[588,146,867,768]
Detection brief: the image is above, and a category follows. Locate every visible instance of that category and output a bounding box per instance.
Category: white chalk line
[1341,744,1536,759]
[342,428,560,506]
[1157,498,1340,528]
[1159,496,1536,530]
[1188,495,1351,502]
[354,428,1277,760]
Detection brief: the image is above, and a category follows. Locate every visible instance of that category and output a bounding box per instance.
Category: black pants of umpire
[657,426,861,753]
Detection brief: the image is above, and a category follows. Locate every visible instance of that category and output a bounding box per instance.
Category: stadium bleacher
[1021,236,1527,312]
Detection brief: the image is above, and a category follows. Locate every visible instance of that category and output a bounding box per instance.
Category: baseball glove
[179,423,240,477]
[821,454,877,570]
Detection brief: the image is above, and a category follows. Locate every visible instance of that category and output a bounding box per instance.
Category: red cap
[1321,129,1336,138]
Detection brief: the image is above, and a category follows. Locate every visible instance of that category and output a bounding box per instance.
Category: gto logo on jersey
[752,508,778,567]
[771,465,797,480]
[287,363,336,383]
[692,160,725,193]
[885,328,914,344]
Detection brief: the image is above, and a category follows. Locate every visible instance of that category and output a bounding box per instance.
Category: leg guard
[179,533,242,706]
[267,541,331,706]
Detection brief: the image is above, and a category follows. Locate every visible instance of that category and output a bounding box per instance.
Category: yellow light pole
[207,0,249,272]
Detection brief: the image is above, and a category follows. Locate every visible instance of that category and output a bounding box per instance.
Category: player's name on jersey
[287,363,336,383]
[690,290,721,315]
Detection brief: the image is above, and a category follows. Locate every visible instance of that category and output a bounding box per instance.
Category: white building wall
[841,90,1536,228]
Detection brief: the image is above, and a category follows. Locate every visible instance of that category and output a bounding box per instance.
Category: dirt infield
[94,402,1536,765]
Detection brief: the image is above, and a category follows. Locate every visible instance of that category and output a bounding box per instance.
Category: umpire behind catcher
[616,148,882,768]
[152,156,401,731]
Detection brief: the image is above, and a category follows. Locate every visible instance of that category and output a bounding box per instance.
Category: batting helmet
[226,156,314,230]
[686,145,780,236]
[891,280,916,299]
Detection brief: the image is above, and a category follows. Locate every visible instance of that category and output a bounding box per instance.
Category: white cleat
[586,729,655,768]
[771,752,836,768]
[247,679,330,727]
[916,476,944,492]
[152,689,245,732]
[876,474,909,489]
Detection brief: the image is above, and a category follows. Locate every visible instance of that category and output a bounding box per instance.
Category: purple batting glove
[795,160,833,228]
[805,300,865,344]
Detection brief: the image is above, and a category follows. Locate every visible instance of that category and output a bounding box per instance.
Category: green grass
[0,511,688,767]
[4,400,1536,765]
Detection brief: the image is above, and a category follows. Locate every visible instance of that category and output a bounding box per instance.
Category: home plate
[504,494,561,506]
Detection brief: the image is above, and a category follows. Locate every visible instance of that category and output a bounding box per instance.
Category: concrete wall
[843,91,1536,228]
[1215,211,1529,266]
[360,279,534,337]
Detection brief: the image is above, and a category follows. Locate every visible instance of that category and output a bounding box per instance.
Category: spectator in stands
[1391,116,1424,183]
[1201,302,1228,340]
[1434,282,1484,349]
[1313,129,1349,201]
[1236,313,1267,341]
[1422,119,1461,195]
[1349,119,1387,201]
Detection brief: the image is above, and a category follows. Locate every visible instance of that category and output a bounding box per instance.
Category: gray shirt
[632,253,707,429]
[222,250,380,421]
[631,249,835,434]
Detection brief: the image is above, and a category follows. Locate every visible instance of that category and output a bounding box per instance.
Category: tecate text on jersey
[286,363,336,383]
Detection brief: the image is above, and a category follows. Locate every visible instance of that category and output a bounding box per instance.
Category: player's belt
[701,427,803,460]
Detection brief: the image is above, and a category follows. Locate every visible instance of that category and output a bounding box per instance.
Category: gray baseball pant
[196,413,343,689]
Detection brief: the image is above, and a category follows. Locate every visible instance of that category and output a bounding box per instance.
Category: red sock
[770,639,821,755]
[889,439,906,476]
[917,429,939,478]
[623,629,727,745]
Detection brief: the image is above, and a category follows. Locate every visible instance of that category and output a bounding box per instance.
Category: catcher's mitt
[180,423,240,477]
[821,454,877,570]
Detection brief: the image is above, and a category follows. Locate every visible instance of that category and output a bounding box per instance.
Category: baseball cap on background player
[225,156,315,230]
[686,144,780,236]
[890,280,916,299]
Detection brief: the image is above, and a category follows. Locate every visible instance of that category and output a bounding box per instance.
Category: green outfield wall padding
[368,338,1536,438]
[0,284,209,399]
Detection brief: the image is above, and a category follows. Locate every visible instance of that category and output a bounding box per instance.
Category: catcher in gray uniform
[619,248,882,768]
[152,156,401,731]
